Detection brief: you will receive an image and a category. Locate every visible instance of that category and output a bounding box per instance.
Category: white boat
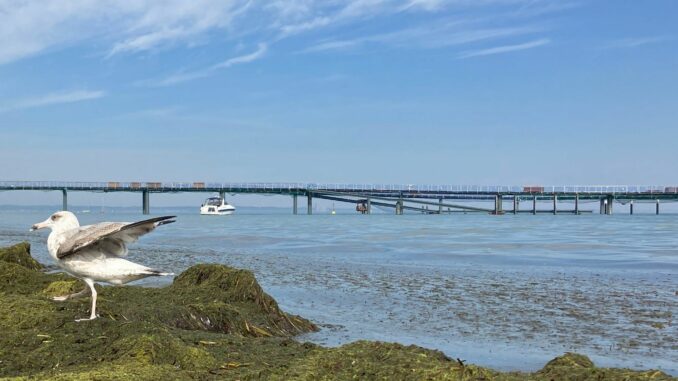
[200,197,236,215]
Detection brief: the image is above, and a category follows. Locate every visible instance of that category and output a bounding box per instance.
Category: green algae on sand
[0,242,674,380]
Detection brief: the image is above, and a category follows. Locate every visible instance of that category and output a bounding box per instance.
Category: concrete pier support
[574,193,579,215]
[367,198,372,214]
[599,196,613,215]
[629,200,634,215]
[512,196,518,214]
[292,194,298,215]
[553,195,557,215]
[142,190,150,215]
[656,200,660,215]
[62,189,68,211]
[307,193,313,215]
[438,197,443,214]
[532,196,537,215]
[395,199,404,215]
[494,195,503,214]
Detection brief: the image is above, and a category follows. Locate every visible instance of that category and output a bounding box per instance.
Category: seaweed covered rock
[536,352,673,381]
[0,242,42,270]
[168,264,316,336]
[88,264,318,338]
[541,352,595,370]
[269,341,496,381]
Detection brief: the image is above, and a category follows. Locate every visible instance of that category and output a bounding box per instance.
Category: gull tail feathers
[144,269,174,276]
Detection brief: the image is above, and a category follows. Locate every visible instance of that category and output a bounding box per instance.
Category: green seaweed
[0,242,43,271]
[0,242,674,381]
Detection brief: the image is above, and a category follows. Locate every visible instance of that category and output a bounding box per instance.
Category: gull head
[30,211,80,232]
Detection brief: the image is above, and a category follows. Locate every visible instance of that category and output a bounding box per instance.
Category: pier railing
[0,181,676,195]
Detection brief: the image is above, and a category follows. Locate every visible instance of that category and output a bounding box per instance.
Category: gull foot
[52,289,89,302]
[74,315,99,322]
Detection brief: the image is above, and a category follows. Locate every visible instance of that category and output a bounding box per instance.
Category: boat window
[206,198,222,206]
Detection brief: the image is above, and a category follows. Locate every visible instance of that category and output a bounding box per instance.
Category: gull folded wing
[56,216,176,259]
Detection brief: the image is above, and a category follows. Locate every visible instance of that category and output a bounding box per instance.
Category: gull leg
[53,284,89,301]
[75,278,99,322]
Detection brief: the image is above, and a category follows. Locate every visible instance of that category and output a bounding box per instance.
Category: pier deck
[1,181,676,215]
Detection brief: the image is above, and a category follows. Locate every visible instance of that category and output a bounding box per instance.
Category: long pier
[1,181,676,215]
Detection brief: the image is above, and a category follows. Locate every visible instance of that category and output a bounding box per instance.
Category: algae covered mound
[0,242,42,271]
[535,352,674,381]
[0,242,674,381]
[268,340,496,381]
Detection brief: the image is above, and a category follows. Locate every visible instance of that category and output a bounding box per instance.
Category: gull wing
[56,216,176,259]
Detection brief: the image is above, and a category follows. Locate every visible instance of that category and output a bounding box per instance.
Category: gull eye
[51,215,58,221]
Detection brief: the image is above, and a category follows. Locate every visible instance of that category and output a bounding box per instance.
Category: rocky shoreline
[0,242,673,380]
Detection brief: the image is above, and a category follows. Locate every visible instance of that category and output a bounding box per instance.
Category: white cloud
[0,0,252,64]
[458,38,550,58]
[143,43,268,86]
[604,36,672,49]
[0,90,106,113]
[214,43,268,69]
[0,0,568,65]
[400,0,446,11]
[302,23,539,53]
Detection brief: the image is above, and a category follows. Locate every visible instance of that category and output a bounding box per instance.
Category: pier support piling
[599,198,605,215]
[494,195,503,214]
[574,193,579,215]
[553,195,557,215]
[512,196,518,214]
[142,190,150,215]
[606,195,614,215]
[629,200,633,215]
[367,198,372,215]
[219,191,226,200]
[395,199,404,215]
[438,197,443,214]
[62,189,68,211]
[307,193,313,215]
[532,196,537,215]
[293,194,298,215]
[656,200,660,215]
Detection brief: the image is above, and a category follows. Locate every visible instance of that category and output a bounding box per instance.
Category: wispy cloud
[604,36,672,49]
[458,38,550,58]
[141,43,268,87]
[0,0,570,66]
[302,24,540,53]
[400,0,447,12]
[0,90,106,113]
[0,0,254,64]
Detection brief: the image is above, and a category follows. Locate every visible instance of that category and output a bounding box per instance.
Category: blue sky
[1,0,677,207]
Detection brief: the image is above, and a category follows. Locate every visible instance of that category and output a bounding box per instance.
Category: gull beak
[30,219,50,232]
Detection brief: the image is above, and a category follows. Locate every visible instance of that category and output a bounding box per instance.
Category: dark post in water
[307,192,312,215]
[62,189,68,211]
[142,190,150,215]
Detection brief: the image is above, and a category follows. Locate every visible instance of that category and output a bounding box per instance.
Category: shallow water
[1,207,676,374]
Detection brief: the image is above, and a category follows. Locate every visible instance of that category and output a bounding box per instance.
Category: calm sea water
[1,206,676,374]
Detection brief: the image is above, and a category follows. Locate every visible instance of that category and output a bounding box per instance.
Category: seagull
[30,211,175,321]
